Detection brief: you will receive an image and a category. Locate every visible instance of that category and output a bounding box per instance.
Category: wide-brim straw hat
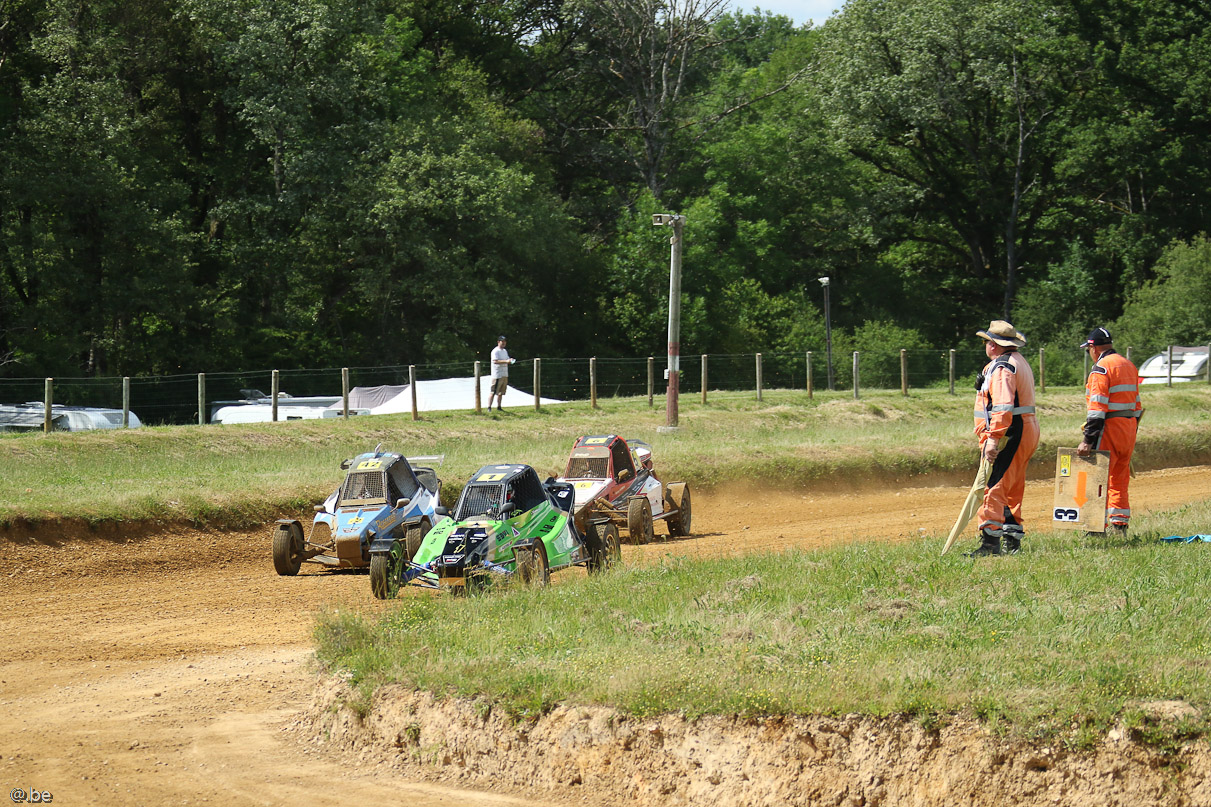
[976,320,1026,348]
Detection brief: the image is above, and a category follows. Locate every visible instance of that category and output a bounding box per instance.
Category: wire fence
[0,344,1204,428]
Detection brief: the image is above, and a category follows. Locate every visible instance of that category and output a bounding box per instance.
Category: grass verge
[1,385,1209,529]
[315,497,1211,749]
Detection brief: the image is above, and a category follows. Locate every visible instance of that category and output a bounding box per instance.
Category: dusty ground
[2,466,1209,806]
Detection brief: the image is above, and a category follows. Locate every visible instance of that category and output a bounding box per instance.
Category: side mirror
[340,458,352,470]
[313,504,325,513]
[396,498,411,509]
[435,506,450,517]
[617,469,631,483]
[499,502,517,515]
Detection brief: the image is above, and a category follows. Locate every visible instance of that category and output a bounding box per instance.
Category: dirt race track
[2,466,1209,806]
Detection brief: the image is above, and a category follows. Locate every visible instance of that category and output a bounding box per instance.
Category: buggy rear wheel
[516,542,550,587]
[272,523,303,576]
[587,523,621,574]
[405,519,430,560]
[666,486,692,537]
[627,497,654,544]
[370,540,405,600]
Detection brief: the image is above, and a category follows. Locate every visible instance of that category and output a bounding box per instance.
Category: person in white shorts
[488,335,514,411]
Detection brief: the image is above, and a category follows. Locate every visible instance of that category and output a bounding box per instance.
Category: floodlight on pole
[653,213,686,429]
[819,276,834,391]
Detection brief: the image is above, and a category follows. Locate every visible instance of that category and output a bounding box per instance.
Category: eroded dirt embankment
[2,467,1210,806]
[307,682,1210,807]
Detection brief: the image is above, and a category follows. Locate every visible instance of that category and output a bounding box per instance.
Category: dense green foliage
[2,0,1209,377]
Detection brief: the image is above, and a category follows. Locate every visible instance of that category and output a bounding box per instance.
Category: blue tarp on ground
[1160,534,1211,543]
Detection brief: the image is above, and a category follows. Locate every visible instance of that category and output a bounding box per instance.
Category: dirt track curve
[2,466,1209,806]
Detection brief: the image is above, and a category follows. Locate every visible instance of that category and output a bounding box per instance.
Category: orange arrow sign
[1074,470,1088,508]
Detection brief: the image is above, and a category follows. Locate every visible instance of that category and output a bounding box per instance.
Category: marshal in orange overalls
[1082,349,1141,528]
[973,350,1040,550]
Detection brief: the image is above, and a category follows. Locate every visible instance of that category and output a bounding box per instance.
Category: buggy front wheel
[516,542,550,587]
[272,523,303,576]
[587,523,621,574]
[405,519,430,560]
[627,497,654,544]
[370,540,405,599]
[666,486,692,537]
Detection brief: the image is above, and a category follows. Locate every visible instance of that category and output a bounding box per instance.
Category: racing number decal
[348,516,364,524]
[584,437,608,444]
[477,472,507,482]
[356,460,383,470]
[1059,455,1071,478]
[1053,508,1079,522]
[574,481,594,490]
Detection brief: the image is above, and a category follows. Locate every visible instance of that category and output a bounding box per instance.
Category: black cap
[497,335,507,342]
[1080,327,1112,348]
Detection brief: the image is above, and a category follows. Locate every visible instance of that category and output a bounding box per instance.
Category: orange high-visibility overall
[973,351,1040,542]
[1084,351,1141,527]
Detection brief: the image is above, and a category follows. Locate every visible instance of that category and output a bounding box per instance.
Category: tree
[814,0,1095,326]
[1115,235,1211,349]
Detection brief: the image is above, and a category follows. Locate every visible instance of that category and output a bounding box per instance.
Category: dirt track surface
[2,466,1209,806]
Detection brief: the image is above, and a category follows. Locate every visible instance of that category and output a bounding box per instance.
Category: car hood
[568,479,609,510]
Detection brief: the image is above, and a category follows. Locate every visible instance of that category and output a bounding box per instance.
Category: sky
[741,1,841,27]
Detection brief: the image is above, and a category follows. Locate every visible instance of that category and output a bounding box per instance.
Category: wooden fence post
[590,357,597,409]
[647,356,654,407]
[198,373,206,425]
[852,352,860,400]
[43,377,53,433]
[900,349,908,396]
[122,377,131,428]
[756,353,763,401]
[535,358,542,411]
[948,350,956,395]
[1167,345,1174,387]
[271,370,279,422]
[1038,348,1046,393]
[701,354,708,404]
[474,361,482,413]
[806,352,813,399]
[410,365,418,420]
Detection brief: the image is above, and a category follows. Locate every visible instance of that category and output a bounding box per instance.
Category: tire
[666,486,692,537]
[370,540,405,600]
[516,542,550,587]
[405,519,431,560]
[627,497,654,545]
[587,523,620,574]
[272,523,302,576]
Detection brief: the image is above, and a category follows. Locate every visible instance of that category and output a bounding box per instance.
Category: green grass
[1,385,1209,529]
[314,496,1211,748]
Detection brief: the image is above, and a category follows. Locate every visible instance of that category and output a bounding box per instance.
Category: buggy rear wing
[407,454,446,468]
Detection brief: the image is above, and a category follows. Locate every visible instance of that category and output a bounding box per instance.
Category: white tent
[332,377,563,414]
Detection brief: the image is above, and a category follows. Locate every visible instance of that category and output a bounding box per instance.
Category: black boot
[965,530,1001,557]
[1003,535,1021,554]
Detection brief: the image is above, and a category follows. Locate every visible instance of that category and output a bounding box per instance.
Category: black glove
[974,371,985,391]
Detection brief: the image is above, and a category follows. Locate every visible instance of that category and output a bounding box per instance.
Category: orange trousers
[1100,418,1137,526]
[978,417,1040,537]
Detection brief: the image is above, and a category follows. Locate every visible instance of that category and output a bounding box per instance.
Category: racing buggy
[558,435,691,544]
[376,463,620,597]
[270,446,447,598]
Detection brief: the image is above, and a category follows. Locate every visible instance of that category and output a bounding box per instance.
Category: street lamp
[819,276,834,391]
[653,213,686,428]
